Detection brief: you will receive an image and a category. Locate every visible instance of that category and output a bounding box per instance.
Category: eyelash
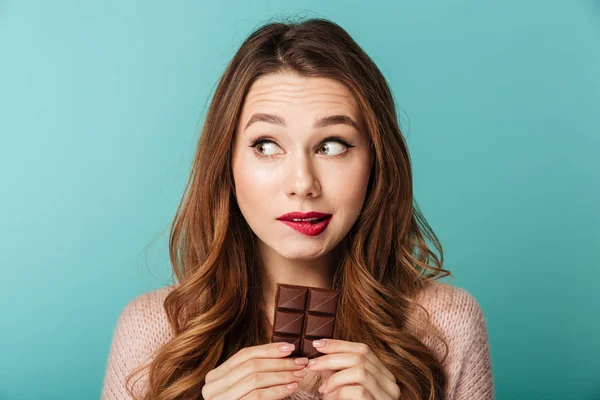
[248,135,357,159]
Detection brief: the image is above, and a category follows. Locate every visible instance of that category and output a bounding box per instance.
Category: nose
[284,153,321,198]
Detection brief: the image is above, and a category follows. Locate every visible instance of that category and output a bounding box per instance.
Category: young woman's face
[232,72,372,261]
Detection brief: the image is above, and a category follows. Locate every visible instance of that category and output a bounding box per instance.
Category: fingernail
[294,357,309,364]
[318,383,326,393]
[313,340,326,348]
[286,382,298,390]
[293,369,307,377]
[308,359,317,366]
[279,344,295,352]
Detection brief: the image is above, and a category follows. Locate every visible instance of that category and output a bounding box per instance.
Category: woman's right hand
[201,341,310,400]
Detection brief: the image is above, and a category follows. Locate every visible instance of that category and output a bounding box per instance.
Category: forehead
[240,73,359,116]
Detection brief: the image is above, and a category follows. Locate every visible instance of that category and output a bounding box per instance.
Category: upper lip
[277,211,332,221]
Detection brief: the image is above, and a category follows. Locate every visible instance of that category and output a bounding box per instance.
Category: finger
[338,384,375,399]
[205,357,309,398]
[320,365,397,399]
[239,381,301,400]
[311,339,396,382]
[205,342,297,383]
[319,368,335,382]
[307,353,397,397]
[318,369,335,397]
[319,370,339,400]
[213,369,306,400]
[308,352,391,394]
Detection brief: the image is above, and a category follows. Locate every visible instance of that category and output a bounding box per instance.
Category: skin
[228,72,400,399]
[231,71,372,314]
[201,341,401,400]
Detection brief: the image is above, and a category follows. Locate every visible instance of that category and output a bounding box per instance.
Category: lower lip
[278,216,332,236]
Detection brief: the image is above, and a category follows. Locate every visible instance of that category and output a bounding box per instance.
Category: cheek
[326,161,371,208]
[233,157,280,211]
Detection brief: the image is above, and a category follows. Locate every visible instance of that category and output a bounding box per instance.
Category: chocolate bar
[270,283,340,358]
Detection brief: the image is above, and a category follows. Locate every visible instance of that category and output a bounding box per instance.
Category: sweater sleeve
[450,288,495,400]
[100,289,171,400]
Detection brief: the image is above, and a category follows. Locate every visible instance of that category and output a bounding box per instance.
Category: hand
[306,339,401,400]
[201,342,310,400]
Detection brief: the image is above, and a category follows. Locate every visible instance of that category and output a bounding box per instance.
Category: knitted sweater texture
[100,282,494,399]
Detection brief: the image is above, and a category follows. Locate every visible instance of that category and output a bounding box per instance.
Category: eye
[251,139,283,157]
[318,141,346,156]
[248,136,356,159]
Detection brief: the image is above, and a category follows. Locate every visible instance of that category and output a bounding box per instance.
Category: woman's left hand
[306,339,401,399]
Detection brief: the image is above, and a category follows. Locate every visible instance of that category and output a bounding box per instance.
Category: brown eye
[318,141,346,156]
[250,139,282,158]
[248,135,356,159]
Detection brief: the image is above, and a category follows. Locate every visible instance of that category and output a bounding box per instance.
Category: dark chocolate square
[270,283,340,358]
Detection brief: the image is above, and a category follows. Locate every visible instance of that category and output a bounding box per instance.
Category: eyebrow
[244,113,359,131]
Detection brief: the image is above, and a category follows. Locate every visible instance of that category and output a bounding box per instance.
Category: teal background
[1,1,598,399]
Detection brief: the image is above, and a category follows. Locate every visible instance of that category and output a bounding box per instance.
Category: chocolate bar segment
[304,313,335,337]
[277,285,308,311]
[270,283,340,358]
[307,287,339,313]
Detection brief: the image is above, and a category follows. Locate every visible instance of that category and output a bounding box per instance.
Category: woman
[101,17,494,400]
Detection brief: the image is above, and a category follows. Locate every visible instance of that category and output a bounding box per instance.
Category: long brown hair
[126,15,453,400]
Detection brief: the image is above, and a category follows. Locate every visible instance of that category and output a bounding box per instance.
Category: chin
[276,245,328,261]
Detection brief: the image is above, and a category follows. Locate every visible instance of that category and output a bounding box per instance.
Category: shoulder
[101,286,176,398]
[117,285,176,347]
[123,285,175,316]
[416,281,488,333]
[408,281,494,399]
[409,281,490,349]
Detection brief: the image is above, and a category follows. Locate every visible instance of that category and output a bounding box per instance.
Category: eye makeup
[248,135,357,159]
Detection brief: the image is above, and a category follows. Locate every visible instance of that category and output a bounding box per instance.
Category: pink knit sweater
[100,282,494,399]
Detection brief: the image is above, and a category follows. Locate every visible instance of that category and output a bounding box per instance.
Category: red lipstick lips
[276,211,333,236]
[277,211,331,221]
